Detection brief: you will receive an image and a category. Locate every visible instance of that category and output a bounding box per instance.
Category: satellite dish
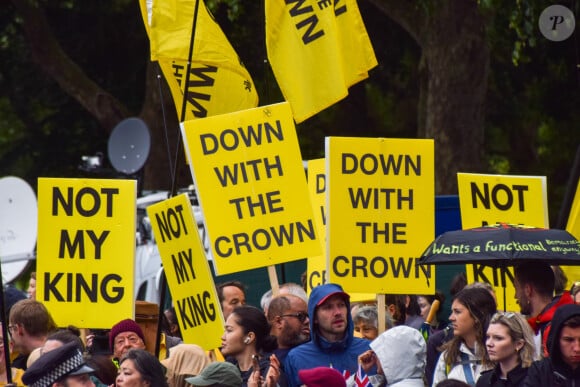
[108,118,151,174]
[0,176,37,282]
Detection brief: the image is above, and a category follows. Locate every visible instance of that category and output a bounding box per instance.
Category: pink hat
[109,319,145,351]
[298,367,346,387]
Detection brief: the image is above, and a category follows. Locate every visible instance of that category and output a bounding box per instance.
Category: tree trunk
[367,0,489,194]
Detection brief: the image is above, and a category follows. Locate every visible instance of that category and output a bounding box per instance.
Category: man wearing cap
[109,319,147,366]
[185,361,243,387]
[22,342,96,387]
[284,283,371,387]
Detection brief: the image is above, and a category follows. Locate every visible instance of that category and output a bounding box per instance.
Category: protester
[164,306,182,339]
[384,294,407,326]
[352,305,380,340]
[161,344,212,387]
[0,323,25,386]
[42,326,84,353]
[116,348,169,387]
[261,283,308,316]
[221,305,280,386]
[476,312,536,387]
[514,263,573,357]
[298,367,346,387]
[418,292,446,331]
[22,342,96,387]
[284,283,371,387]
[523,304,580,386]
[8,299,57,370]
[425,272,468,387]
[267,294,310,363]
[109,318,147,366]
[353,325,426,387]
[405,295,426,330]
[432,287,497,386]
[27,272,36,300]
[570,281,580,305]
[186,361,243,387]
[552,266,569,297]
[217,280,247,320]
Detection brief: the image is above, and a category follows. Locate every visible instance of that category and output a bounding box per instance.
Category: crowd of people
[2,263,580,387]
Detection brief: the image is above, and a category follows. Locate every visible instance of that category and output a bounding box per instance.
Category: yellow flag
[144,0,258,120]
[265,0,377,123]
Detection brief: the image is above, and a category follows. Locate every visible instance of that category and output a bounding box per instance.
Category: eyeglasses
[7,324,17,336]
[279,312,309,323]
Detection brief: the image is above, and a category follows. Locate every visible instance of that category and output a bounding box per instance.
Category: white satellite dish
[108,118,151,174]
[0,176,37,282]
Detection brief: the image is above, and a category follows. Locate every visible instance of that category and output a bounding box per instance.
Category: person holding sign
[221,305,280,387]
[432,287,497,386]
[108,319,147,367]
[284,283,371,387]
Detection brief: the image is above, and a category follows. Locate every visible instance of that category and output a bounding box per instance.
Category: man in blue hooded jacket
[284,283,371,387]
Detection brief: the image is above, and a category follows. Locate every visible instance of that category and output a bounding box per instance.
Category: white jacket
[431,342,487,387]
[347,326,426,387]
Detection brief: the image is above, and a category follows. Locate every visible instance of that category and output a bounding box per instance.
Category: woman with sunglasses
[476,312,536,387]
[221,305,281,387]
[432,287,497,387]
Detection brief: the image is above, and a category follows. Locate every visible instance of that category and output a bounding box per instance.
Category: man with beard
[514,263,572,358]
[283,283,371,387]
[268,294,311,363]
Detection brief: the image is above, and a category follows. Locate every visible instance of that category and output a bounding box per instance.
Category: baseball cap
[185,362,242,387]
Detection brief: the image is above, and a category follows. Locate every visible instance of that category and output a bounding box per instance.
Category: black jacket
[523,304,580,387]
[476,363,528,387]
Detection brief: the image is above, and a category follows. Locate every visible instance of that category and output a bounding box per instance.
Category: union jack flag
[354,363,372,387]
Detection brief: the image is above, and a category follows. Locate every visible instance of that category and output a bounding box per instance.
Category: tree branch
[10,0,130,132]
[365,0,426,46]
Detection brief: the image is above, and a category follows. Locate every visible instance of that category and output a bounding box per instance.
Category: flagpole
[170,0,202,197]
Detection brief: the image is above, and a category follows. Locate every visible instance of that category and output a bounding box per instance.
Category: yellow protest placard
[37,178,136,328]
[147,194,223,350]
[457,173,548,311]
[181,102,322,274]
[564,179,580,288]
[306,158,376,301]
[326,137,435,294]
[306,159,327,293]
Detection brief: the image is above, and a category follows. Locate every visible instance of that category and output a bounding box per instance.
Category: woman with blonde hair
[432,287,497,386]
[476,312,536,387]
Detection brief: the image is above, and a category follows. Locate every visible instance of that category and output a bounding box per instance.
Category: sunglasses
[279,312,309,323]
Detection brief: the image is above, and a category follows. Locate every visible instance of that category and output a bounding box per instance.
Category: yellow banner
[564,179,580,288]
[181,102,322,274]
[326,137,435,294]
[37,178,136,328]
[306,159,328,293]
[265,0,376,123]
[145,0,258,120]
[147,194,223,350]
[457,173,548,311]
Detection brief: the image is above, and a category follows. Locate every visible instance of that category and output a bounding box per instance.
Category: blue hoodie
[284,283,371,387]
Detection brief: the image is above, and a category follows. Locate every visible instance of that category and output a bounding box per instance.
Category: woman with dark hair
[476,312,536,387]
[432,287,497,386]
[221,305,280,387]
[116,348,169,387]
